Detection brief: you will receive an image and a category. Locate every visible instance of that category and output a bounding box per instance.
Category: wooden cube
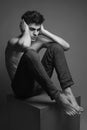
[7,93,80,130]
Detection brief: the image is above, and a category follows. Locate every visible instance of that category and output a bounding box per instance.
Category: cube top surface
[8,93,56,110]
[25,93,56,109]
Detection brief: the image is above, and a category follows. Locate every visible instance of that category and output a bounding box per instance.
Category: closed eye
[29,27,41,32]
[29,27,35,31]
[37,28,41,31]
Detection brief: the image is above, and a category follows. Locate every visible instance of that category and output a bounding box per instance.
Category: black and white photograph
[0,0,87,130]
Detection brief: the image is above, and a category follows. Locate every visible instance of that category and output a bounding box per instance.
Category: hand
[63,87,84,114]
[55,91,78,116]
[19,20,31,47]
[40,24,46,34]
[20,19,29,33]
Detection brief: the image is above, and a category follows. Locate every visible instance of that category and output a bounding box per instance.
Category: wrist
[54,90,62,100]
[42,29,48,35]
[24,30,29,35]
[20,32,31,42]
[63,87,72,95]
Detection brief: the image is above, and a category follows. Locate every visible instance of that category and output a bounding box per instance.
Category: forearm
[19,20,31,45]
[63,87,72,95]
[63,87,75,99]
[18,32,31,45]
[42,29,70,51]
[17,32,31,52]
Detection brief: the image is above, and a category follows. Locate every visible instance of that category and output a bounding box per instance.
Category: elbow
[67,44,70,49]
[64,44,70,51]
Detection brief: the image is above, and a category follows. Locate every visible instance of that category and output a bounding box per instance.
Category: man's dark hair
[21,10,45,25]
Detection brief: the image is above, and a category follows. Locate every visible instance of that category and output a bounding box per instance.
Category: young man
[5,10,83,116]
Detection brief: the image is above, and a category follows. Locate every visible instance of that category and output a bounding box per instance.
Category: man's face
[28,23,41,41]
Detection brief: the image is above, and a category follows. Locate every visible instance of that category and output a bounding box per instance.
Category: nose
[33,30,38,36]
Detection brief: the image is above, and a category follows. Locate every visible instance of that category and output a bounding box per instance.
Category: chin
[31,39,36,42]
[31,38,37,42]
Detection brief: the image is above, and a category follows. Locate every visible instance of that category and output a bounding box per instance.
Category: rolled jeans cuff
[50,89,61,100]
[61,80,74,90]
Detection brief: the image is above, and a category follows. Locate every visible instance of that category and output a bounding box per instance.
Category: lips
[31,37,37,41]
[31,38,36,41]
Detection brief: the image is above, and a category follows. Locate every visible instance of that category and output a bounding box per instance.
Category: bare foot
[63,87,84,114]
[55,91,78,116]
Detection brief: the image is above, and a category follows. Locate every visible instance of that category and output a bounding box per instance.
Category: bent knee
[50,43,64,53]
[24,49,40,61]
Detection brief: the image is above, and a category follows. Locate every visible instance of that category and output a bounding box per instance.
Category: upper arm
[39,34,53,43]
[8,37,19,45]
[39,33,70,51]
[7,37,27,52]
[38,35,54,48]
[42,36,70,51]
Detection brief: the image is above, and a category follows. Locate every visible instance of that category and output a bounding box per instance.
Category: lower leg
[23,49,60,100]
[25,49,78,115]
[41,43,74,90]
[52,43,84,113]
[42,43,83,115]
[63,87,84,113]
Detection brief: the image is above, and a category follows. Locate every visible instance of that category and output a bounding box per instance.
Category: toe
[65,106,78,116]
[79,106,84,112]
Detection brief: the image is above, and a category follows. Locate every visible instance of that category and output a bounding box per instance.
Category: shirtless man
[5,10,83,116]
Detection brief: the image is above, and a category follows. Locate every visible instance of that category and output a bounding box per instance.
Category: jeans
[11,43,74,100]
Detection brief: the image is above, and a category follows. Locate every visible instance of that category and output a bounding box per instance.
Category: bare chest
[30,41,43,52]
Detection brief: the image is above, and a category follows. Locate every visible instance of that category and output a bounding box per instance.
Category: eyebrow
[29,27,41,31]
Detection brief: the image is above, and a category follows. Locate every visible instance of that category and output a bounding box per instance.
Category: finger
[65,107,74,116]
[72,108,79,115]
[66,106,78,116]
[66,110,74,116]
[71,109,77,115]
[66,111,71,116]
[78,111,82,115]
[72,106,83,114]
[22,19,25,25]
[79,107,84,112]
[68,104,80,115]
[65,110,72,116]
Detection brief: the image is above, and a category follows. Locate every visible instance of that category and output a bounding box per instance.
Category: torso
[5,36,46,81]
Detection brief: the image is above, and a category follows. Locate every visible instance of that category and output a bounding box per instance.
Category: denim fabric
[11,43,74,100]
[41,44,74,89]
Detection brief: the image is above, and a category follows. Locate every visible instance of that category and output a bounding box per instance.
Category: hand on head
[20,19,30,33]
[40,24,46,34]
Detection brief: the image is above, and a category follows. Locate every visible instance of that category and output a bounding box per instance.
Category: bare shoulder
[8,37,19,45]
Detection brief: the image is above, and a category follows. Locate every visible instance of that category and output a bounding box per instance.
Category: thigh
[11,54,35,99]
[41,46,54,78]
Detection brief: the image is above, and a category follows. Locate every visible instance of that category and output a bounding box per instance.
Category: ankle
[54,90,62,101]
[63,87,72,95]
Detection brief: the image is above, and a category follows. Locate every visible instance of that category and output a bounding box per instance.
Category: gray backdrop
[0,0,87,129]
